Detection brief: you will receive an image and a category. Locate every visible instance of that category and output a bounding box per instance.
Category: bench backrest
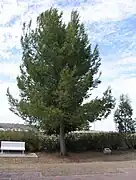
[1,141,25,150]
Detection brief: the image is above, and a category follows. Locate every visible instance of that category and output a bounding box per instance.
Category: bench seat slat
[1,141,25,152]
[1,147,25,150]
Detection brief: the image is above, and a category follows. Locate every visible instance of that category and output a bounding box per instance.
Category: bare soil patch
[0,150,136,176]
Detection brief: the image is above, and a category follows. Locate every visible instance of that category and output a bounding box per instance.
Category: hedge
[0,131,135,152]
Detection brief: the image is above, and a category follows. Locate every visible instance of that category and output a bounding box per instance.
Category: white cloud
[60,0,136,23]
[89,55,136,131]
[0,0,136,131]
[0,62,20,78]
[117,56,136,65]
[0,0,136,59]
[0,81,22,124]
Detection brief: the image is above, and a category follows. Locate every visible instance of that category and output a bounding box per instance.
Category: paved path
[45,169,136,180]
[0,169,135,179]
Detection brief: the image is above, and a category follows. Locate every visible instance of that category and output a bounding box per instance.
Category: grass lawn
[0,150,136,176]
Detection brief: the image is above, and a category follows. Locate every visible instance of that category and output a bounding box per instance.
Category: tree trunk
[60,123,67,156]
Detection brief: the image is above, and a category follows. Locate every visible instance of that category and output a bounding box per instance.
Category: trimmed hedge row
[0,131,41,152]
[0,131,136,152]
[66,132,126,152]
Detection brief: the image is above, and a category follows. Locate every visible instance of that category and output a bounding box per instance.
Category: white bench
[1,141,25,154]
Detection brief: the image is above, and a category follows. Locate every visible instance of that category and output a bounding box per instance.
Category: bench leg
[1,150,3,154]
[22,150,24,154]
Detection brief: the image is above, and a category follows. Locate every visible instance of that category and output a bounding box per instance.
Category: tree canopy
[7,8,115,155]
[114,94,136,133]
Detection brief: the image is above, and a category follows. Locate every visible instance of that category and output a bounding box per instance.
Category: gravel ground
[1,151,136,179]
[0,168,136,179]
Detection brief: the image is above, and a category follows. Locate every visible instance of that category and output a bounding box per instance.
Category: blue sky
[0,0,136,131]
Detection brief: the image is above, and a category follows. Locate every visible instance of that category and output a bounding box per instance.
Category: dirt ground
[0,150,136,177]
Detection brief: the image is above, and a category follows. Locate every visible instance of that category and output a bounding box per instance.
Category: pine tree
[114,94,136,133]
[7,8,115,155]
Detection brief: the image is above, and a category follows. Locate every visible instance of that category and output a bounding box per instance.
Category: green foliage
[1,131,136,152]
[7,8,115,134]
[125,134,136,149]
[114,94,136,133]
[6,8,115,155]
[0,131,40,152]
[66,132,126,152]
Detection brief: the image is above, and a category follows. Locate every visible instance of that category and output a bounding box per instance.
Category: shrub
[0,131,41,152]
[0,130,134,153]
[66,132,126,152]
[125,133,136,149]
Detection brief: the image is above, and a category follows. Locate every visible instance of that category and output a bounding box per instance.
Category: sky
[0,0,136,131]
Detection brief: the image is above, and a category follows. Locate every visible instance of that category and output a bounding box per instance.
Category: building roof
[0,123,30,130]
